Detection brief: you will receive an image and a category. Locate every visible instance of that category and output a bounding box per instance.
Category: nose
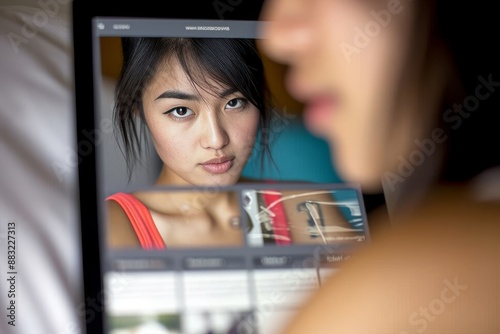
[200,112,229,150]
[259,0,312,65]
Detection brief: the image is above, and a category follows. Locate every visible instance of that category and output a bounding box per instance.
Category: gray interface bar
[93,18,267,38]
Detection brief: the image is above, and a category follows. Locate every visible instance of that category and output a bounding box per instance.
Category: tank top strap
[106,192,166,249]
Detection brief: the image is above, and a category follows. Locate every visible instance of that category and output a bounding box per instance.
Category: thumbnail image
[242,188,367,246]
[109,313,181,334]
[182,310,256,334]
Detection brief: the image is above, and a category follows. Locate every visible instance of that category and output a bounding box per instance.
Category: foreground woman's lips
[285,70,340,135]
[200,157,234,174]
[304,95,339,134]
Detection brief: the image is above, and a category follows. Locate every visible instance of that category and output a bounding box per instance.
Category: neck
[140,185,239,229]
[382,141,444,223]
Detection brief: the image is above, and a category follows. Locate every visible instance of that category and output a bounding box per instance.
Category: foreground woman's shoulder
[279,184,500,334]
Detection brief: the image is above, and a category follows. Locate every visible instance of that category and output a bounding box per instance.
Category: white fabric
[0,1,84,333]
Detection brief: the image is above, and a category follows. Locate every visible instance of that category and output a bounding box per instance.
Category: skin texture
[259,0,500,333]
[142,57,260,187]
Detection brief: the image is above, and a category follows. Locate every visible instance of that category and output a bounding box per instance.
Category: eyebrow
[155,87,239,101]
[155,90,198,101]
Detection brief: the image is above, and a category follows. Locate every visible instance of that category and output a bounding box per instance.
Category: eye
[164,106,194,119]
[225,98,248,110]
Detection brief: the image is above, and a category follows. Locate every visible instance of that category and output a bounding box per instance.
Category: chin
[345,171,383,193]
[199,174,240,187]
[335,156,384,194]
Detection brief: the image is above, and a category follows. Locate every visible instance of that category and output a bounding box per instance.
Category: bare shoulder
[106,199,141,249]
[280,186,500,334]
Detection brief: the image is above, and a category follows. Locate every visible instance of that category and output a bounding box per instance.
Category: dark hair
[388,0,500,188]
[113,37,273,181]
[373,0,500,214]
[433,0,500,183]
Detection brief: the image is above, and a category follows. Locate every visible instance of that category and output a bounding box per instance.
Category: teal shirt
[242,114,344,183]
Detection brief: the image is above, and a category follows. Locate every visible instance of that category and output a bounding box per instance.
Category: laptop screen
[89,17,371,334]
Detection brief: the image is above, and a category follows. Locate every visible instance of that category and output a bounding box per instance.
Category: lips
[200,156,234,174]
[303,95,339,135]
[285,71,339,135]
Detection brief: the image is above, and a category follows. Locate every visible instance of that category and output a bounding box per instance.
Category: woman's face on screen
[141,57,260,187]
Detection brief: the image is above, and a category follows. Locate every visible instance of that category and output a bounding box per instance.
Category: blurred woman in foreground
[260,0,500,332]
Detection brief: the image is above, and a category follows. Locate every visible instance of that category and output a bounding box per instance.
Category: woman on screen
[106,37,271,249]
[105,37,355,250]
